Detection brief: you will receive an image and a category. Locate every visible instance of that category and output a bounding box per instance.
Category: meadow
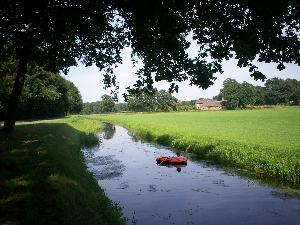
[97,107,300,186]
[0,117,125,225]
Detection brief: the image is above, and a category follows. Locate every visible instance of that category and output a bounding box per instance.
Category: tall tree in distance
[99,94,116,113]
[1,0,299,131]
[219,79,241,109]
[265,78,300,105]
[127,89,178,112]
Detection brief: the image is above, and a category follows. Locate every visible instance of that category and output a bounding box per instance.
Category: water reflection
[157,162,187,173]
[82,124,125,180]
[83,124,300,225]
[102,122,116,140]
[86,155,125,180]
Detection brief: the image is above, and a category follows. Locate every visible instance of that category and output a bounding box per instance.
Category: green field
[0,117,125,225]
[96,107,300,186]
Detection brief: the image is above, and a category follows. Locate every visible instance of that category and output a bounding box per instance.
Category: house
[195,98,225,110]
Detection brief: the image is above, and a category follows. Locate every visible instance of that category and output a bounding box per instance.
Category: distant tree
[265,78,290,105]
[99,95,116,113]
[213,93,223,101]
[216,77,300,108]
[154,90,178,112]
[265,78,300,105]
[127,92,155,112]
[81,103,93,115]
[219,79,241,109]
[115,103,129,112]
[253,86,266,105]
[90,101,103,114]
[176,100,196,111]
[239,82,257,107]
[127,89,178,112]
[1,0,300,131]
[81,98,117,114]
[284,79,300,105]
[218,79,258,109]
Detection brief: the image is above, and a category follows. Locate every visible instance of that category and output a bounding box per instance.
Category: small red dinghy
[156,156,188,164]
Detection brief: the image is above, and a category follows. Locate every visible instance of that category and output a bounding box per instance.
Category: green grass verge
[0,116,125,225]
[94,108,300,187]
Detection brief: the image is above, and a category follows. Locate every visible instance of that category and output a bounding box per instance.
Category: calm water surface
[82,124,300,225]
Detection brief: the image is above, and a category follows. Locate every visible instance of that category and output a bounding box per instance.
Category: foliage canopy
[1,0,299,90]
[0,65,83,119]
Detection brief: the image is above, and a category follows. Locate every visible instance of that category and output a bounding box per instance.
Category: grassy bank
[0,116,125,225]
[96,108,300,186]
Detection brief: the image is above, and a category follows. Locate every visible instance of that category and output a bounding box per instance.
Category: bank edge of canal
[0,117,125,225]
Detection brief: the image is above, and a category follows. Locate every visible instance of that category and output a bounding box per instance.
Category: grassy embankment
[96,107,300,186]
[0,116,125,225]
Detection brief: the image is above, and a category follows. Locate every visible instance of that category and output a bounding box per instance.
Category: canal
[82,123,300,225]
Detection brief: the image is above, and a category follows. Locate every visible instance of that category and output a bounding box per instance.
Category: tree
[216,77,300,108]
[219,79,241,109]
[127,91,156,112]
[218,79,257,109]
[115,103,129,112]
[0,65,83,119]
[239,82,257,108]
[285,79,300,105]
[127,89,178,112]
[99,95,116,113]
[253,86,266,106]
[81,103,93,115]
[265,78,300,105]
[265,78,289,105]
[154,90,178,112]
[1,0,299,131]
[176,100,196,111]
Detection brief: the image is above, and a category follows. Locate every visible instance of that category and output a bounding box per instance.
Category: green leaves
[1,0,299,94]
[0,65,83,120]
[126,89,178,112]
[216,77,300,109]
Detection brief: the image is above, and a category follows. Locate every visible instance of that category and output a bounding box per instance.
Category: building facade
[195,98,225,110]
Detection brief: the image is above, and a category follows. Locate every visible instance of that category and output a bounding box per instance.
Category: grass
[0,116,125,225]
[94,107,300,187]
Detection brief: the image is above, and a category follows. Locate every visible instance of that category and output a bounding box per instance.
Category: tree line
[82,76,300,114]
[81,89,196,114]
[0,63,83,120]
[214,78,300,109]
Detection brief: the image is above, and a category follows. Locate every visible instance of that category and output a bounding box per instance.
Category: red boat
[156,156,188,164]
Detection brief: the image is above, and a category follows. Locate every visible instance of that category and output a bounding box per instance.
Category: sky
[64,44,300,103]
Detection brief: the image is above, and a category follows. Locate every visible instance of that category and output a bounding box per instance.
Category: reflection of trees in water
[270,190,300,200]
[102,123,116,140]
[86,155,125,180]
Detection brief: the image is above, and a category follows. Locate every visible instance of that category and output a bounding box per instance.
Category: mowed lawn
[97,107,300,186]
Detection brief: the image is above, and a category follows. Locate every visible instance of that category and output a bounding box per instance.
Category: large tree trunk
[2,30,32,133]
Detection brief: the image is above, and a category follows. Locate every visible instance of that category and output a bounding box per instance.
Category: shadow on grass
[0,123,124,225]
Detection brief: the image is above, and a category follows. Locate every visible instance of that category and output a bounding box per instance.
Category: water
[82,124,300,225]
